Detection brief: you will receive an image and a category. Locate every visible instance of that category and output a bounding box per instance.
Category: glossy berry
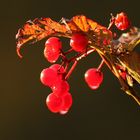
[115,12,130,30]
[84,68,103,90]
[51,80,70,96]
[60,92,73,114]
[50,64,65,74]
[70,33,88,52]
[50,64,65,80]
[44,37,62,63]
[46,92,72,114]
[46,93,62,113]
[40,68,58,87]
[44,46,59,63]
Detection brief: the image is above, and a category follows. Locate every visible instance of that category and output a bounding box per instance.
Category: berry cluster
[40,33,104,114]
[39,12,131,114]
[40,64,72,114]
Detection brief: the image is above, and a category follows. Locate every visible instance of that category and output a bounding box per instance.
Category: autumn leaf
[16,15,112,58]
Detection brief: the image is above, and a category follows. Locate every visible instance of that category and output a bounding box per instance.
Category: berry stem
[65,60,78,80]
[63,48,73,55]
[68,48,95,62]
[60,50,69,65]
[64,61,69,73]
[76,48,95,61]
[108,13,115,30]
[97,60,104,71]
[64,48,95,80]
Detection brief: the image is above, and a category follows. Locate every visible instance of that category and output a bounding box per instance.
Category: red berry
[46,93,62,113]
[46,92,72,114]
[40,68,58,87]
[70,33,88,52]
[51,80,70,96]
[44,37,62,63]
[45,37,62,49]
[115,12,130,30]
[50,64,65,80]
[60,92,73,114]
[44,46,60,63]
[50,64,65,74]
[84,68,103,90]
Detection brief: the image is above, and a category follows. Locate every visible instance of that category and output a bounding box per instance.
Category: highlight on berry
[16,12,140,114]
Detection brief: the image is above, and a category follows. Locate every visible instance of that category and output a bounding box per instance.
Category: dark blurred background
[0,0,140,140]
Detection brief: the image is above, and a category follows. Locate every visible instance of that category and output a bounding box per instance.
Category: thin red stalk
[76,48,95,61]
[64,48,95,80]
[63,48,73,55]
[108,13,115,29]
[64,62,69,73]
[65,60,78,80]
[97,60,104,71]
[68,48,95,62]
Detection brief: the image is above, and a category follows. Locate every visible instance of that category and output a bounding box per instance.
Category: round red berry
[84,68,103,90]
[70,33,88,52]
[50,64,65,74]
[40,68,58,87]
[115,12,130,31]
[60,92,73,114]
[50,64,65,80]
[51,80,70,96]
[44,37,62,63]
[46,93,62,113]
[44,46,60,63]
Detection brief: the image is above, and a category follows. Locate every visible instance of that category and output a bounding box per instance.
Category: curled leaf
[16,18,67,58]
[16,15,112,58]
